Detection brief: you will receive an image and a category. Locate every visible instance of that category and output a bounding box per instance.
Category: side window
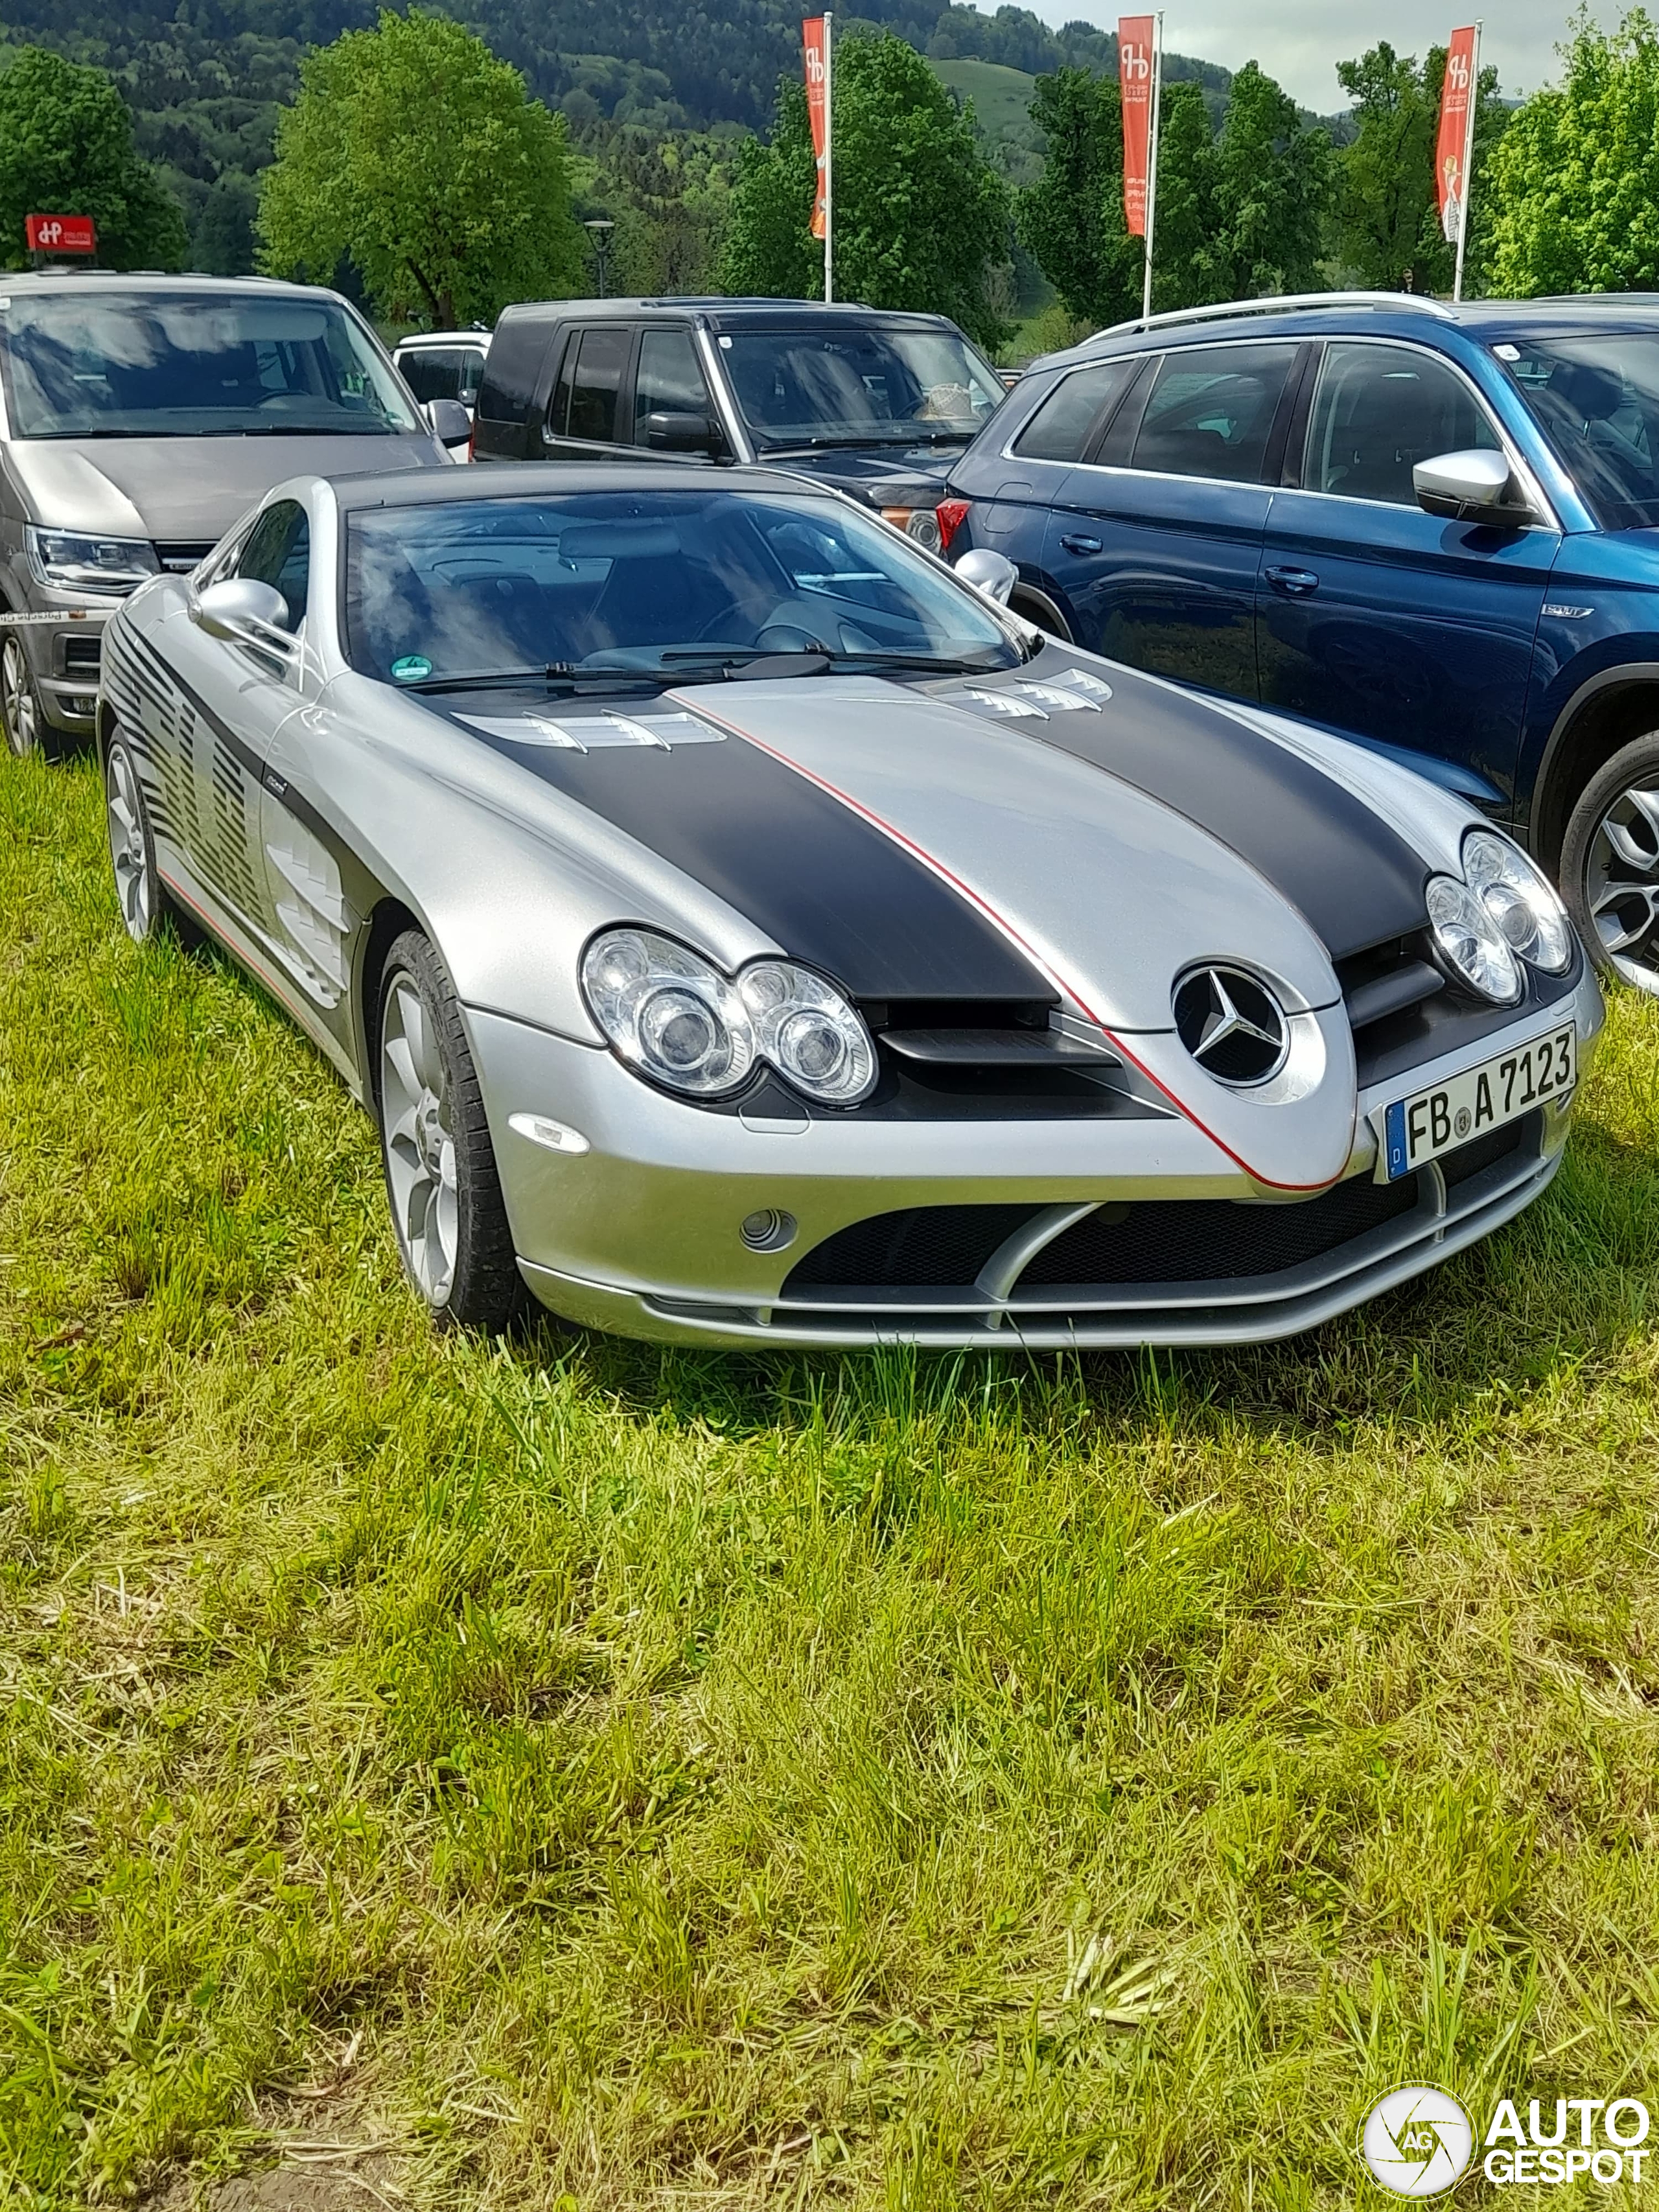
[400,350,458,404]
[1304,342,1501,504]
[457,348,487,404]
[634,328,713,435]
[237,500,309,631]
[1130,343,1299,483]
[563,327,632,445]
[1013,360,1137,463]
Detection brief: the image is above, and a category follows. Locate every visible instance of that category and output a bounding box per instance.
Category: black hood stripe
[1003,655,1430,960]
[444,706,1054,1003]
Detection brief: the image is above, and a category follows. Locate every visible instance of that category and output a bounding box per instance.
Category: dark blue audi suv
[940,292,1659,992]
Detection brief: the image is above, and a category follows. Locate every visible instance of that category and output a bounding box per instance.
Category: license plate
[1382,1025,1576,1181]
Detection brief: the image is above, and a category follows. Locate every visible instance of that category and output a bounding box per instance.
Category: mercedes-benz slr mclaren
[97,464,1603,1347]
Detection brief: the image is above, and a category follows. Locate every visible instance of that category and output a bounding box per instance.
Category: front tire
[376,930,525,1333]
[1,634,45,758]
[106,733,163,943]
[1561,730,1659,992]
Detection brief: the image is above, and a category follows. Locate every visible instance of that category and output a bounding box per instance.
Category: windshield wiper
[402,664,675,696]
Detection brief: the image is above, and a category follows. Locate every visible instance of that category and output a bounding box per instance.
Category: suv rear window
[1130,343,1299,483]
[1013,360,1137,463]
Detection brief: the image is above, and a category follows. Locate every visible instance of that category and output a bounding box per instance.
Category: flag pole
[1141,12,1163,321]
[1453,18,1480,303]
[822,11,834,305]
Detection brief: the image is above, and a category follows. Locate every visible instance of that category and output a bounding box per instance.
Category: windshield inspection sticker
[390,655,433,682]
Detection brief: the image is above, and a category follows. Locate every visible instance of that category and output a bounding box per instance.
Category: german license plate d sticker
[1383,1025,1575,1182]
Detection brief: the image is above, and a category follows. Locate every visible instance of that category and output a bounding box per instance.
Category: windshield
[0,291,423,439]
[343,490,1019,685]
[719,326,1004,450]
[1502,331,1659,530]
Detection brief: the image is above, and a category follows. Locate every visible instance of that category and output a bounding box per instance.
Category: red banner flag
[804,17,829,242]
[1435,25,1478,245]
[25,213,96,254]
[1119,16,1155,237]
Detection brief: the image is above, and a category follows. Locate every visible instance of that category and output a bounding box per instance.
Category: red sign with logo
[1119,16,1155,237]
[26,214,97,254]
[1435,27,1478,244]
[803,18,829,242]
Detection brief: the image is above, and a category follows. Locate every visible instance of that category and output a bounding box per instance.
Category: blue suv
[943,293,1659,993]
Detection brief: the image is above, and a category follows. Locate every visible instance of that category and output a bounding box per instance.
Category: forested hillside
[0,0,1236,272]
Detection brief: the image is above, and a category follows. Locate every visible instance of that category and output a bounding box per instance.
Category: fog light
[740,1208,796,1252]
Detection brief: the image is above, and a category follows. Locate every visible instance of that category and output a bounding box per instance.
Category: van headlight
[582,930,877,1106]
[1461,829,1574,973]
[25,527,160,594]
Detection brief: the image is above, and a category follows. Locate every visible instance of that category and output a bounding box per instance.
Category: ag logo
[1358,2085,1475,2196]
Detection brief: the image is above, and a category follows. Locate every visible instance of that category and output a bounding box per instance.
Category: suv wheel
[1,636,43,757]
[1562,730,1659,992]
[376,929,526,1333]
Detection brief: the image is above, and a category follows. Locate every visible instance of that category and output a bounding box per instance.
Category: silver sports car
[99,463,1603,1347]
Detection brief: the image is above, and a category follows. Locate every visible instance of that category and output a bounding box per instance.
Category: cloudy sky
[1001,1,1608,111]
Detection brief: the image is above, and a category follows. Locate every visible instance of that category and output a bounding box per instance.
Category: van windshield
[719,325,1005,452]
[0,291,423,439]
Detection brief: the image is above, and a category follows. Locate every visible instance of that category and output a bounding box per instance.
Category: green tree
[1488,8,1659,295]
[1336,41,1508,294]
[1148,79,1222,312]
[1015,68,1141,328]
[719,34,1013,349]
[0,47,187,272]
[258,10,586,328]
[1206,62,1332,298]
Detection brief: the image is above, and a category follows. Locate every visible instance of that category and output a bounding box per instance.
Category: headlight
[1426,874,1523,1004]
[25,526,159,595]
[737,960,877,1104]
[581,929,877,1105]
[1461,828,1573,973]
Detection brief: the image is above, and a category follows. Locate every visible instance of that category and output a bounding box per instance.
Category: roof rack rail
[1093,290,1459,339]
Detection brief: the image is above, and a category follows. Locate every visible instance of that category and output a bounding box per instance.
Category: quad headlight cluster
[582,928,878,1106]
[1426,830,1573,1005]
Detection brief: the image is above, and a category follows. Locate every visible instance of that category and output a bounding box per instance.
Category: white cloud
[963,0,1618,111]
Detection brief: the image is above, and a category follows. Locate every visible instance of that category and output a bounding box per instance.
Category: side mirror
[191,577,293,649]
[1413,448,1536,526]
[954,546,1018,605]
[426,397,472,448]
[645,410,721,455]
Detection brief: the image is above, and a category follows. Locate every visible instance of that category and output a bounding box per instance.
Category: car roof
[1040,291,1659,371]
[0,269,356,305]
[393,329,491,347]
[323,461,849,513]
[493,295,962,334]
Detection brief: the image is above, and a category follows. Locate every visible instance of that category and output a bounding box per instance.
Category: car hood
[437,649,1443,1192]
[4,432,444,541]
[756,441,966,501]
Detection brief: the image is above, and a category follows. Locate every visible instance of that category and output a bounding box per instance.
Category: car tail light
[465,422,476,462]
[936,498,971,553]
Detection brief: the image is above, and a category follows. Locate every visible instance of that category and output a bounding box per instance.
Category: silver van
[0,272,467,754]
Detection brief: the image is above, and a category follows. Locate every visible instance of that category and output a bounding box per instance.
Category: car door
[156,499,310,944]
[1040,340,1303,696]
[540,324,638,461]
[631,325,725,459]
[1257,338,1561,799]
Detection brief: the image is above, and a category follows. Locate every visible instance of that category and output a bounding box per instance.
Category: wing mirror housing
[954,546,1019,605]
[191,577,294,649]
[645,410,722,454]
[426,397,472,448]
[1413,448,1537,526]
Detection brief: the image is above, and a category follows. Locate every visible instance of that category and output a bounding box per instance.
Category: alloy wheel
[1584,781,1659,991]
[380,972,459,1307]
[105,743,156,941]
[2,637,39,757]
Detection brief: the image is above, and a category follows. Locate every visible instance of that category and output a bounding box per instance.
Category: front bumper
[0,597,113,734]
[470,967,1603,1350]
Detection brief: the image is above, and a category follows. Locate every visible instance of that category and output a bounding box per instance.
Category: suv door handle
[1264,565,1320,597]
[1060,533,1102,555]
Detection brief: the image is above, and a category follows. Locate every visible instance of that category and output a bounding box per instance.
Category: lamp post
[583,218,614,299]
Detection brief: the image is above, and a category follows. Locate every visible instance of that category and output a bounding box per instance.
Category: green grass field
[5,747,1659,2209]
[933,60,1041,147]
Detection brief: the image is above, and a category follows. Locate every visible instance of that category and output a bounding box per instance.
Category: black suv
[470,297,1006,551]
